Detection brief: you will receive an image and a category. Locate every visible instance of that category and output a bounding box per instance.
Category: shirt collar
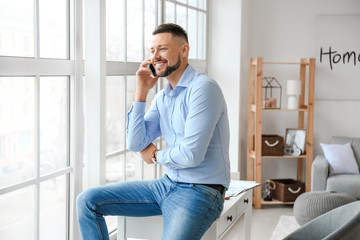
[163,64,195,96]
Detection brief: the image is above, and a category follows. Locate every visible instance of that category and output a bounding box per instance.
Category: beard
[157,56,181,78]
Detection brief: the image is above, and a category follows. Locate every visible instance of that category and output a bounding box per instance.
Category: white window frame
[0,0,208,239]
[0,0,83,239]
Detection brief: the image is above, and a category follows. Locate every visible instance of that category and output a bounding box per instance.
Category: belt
[197,184,225,195]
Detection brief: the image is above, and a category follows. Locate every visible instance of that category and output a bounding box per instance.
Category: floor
[222,205,294,240]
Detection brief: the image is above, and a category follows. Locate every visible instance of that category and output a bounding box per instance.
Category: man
[77,23,230,240]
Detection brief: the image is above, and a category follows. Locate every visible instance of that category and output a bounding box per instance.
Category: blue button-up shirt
[127,65,230,188]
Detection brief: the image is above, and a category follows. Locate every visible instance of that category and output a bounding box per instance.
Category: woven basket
[261,135,284,156]
[269,179,305,202]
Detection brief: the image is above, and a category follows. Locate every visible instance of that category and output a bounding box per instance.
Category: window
[0,0,82,239]
[0,0,34,57]
[39,0,68,59]
[165,0,207,59]
[1,0,207,239]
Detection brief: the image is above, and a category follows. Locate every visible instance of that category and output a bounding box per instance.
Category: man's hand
[135,59,159,102]
[140,143,158,164]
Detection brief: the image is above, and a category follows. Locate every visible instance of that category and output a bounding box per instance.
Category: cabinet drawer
[216,204,237,238]
[237,191,251,215]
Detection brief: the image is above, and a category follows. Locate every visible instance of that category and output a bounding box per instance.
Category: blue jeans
[76,175,225,240]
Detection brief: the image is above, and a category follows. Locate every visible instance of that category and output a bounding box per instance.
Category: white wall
[209,0,360,182]
[208,0,242,177]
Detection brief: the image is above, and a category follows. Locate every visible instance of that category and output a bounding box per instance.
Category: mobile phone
[149,64,157,77]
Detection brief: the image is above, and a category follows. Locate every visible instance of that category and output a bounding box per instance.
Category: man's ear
[181,43,190,57]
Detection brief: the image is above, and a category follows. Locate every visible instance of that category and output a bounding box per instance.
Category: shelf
[250,59,310,66]
[261,199,294,205]
[247,57,315,209]
[263,61,310,65]
[250,104,308,112]
[249,150,306,159]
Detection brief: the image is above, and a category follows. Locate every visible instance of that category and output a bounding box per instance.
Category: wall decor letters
[320,47,360,70]
[316,15,360,100]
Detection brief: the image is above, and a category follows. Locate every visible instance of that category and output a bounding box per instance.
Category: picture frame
[284,128,306,155]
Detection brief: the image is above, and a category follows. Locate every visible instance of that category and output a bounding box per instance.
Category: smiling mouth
[154,60,167,68]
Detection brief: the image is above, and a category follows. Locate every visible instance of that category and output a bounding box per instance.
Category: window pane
[176,5,187,31]
[144,0,156,59]
[127,0,142,62]
[126,75,136,114]
[105,215,118,236]
[143,159,156,180]
[106,154,125,183]
[40,175,67,240]
[188,0,197,8]
[188,9,197,59]
[126,151,141,181]
[198,12,206,59]
[0,77,35,188]
[165,2,175,23]
[0,186,34,240]
[0,0,34,57]
[106,76,125,153]
[39,0,68,59]
[106,0,124,61]
[198,0,206,10]
[40,77,68,176]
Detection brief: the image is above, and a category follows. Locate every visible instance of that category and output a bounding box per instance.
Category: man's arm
[126,59,161,154]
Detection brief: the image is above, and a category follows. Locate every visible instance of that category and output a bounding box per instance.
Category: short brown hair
[152,23,188,43]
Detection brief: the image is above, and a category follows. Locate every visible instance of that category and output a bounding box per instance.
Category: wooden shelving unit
[246,57,315,209]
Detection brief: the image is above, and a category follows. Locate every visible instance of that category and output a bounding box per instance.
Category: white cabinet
[214,190,252,240]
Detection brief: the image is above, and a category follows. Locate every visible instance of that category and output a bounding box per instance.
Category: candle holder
[262,77,282,109]
[286,80,301,109]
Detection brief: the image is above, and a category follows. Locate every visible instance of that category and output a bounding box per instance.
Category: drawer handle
[244,198,249,204]
[227,215,233,221]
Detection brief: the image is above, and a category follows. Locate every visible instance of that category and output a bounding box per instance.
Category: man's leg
[161,182,225,240]
[76,177,170,240]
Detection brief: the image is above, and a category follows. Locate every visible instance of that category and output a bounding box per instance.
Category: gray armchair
[311,136,360,199]
[284,200,360,240]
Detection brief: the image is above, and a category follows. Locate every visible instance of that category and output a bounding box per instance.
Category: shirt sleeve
[126,98,161,152]
[156,80,225,169]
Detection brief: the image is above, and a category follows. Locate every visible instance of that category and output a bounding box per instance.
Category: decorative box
[269,179,305,202]
[261,135,284,156]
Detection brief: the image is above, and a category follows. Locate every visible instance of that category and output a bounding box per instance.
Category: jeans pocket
[191,184,218,198]
[192,184,225,200]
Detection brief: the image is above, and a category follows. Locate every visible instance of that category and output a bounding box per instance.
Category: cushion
[330,136,360,165]
[293,191,357,225]
[327,174,360,199]
[320,143,360,175]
